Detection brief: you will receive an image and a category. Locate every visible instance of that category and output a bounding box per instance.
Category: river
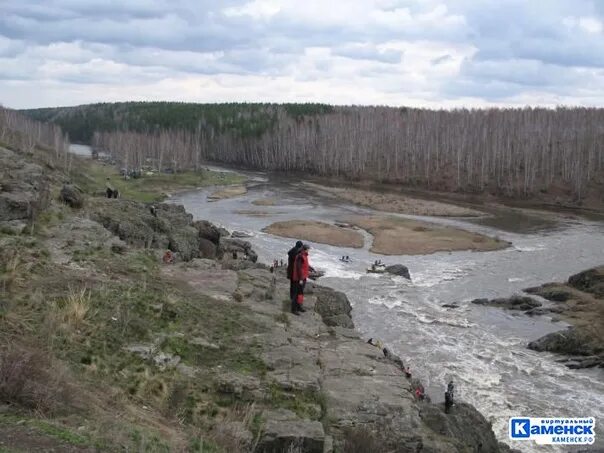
[169,170,603,452]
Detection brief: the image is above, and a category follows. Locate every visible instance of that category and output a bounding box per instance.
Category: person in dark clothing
[447,381,455,399]
[445,391,453,413]
[383,347,405,372]
[444,381,455,413]
[291,244,310,314]
[287,240,303,306]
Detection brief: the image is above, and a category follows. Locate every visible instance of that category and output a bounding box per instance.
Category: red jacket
[292,251,310,282]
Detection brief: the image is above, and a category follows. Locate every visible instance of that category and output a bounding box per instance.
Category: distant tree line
[23,102,604,199]
[1,106,70,161]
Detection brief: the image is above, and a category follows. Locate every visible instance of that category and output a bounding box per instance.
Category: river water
[171,171,604,452]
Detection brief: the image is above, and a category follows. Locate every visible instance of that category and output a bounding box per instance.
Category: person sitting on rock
[162,250,175,264]
[367,338,384,349]
[291,244,311,314]
[149,205,157,217]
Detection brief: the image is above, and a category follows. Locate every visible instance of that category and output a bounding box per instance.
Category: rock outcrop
[59,184,84,209]
[527,327,600,356]
[420,403,520,452]
[258,409,325,453]
[219,237,258,263]
[520,266,604,369]
[0,147,50,224]
[471,295,541,311]
[313,287,354,328]
[385,264,411,279]
[88,198,261,264]
[568,267,604,297]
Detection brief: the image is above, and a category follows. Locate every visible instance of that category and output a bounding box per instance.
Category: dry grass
[252,198,276,206]
[0,343,70,414]
[52,286,91,331]
[210,403,260,453]
[347,215,509,255]
[207,185,247,201]
[263,220,364,248]
[303,182,482,217]
[0,254,32,293]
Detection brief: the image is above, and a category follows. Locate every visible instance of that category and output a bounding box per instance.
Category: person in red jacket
[291,244,310,314]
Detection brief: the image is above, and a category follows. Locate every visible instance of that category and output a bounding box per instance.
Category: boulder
[258,409,325,453]
[385,264,411,280]
[232,230,252,238]
[168,226,201,261]
[198,237,217,259]
[524,284,572,302]
[218,227,231,238]
[314,287,354,328]
[59,184,84,209]
[568,267,604,297]
[565,355,603,369]
[420,403,511,453]
[219,237,258,263]
[193,220,222,245]
[0,147,50,222]
[528,327,598,356]
[471,295,541,311]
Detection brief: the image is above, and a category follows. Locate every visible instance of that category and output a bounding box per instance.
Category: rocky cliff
[0,145,514,452]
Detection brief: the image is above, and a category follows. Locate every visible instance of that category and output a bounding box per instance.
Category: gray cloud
[0,0,603,108]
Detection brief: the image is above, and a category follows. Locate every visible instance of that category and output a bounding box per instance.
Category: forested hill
[21,102,334,143]
[21,102,604,204]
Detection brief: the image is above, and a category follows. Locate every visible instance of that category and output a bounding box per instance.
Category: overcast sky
[1,0,603,109]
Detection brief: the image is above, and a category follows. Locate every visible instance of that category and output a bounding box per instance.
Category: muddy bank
[252,198,276,206]
[208,185,247,201]
[346,215,510,255]
[263,220,364,249]
[303,175,604,220]
[303,182,482,217]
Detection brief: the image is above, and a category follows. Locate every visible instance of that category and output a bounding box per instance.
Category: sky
[1,0,603,109]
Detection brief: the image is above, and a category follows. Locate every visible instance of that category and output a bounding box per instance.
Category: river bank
[0,144,518,452]
[302,175,604,220]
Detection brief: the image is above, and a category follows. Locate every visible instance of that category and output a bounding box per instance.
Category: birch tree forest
[25,103,604,199]
[1,106,70,161]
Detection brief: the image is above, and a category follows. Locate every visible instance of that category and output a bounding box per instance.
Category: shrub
[0,344,69,413]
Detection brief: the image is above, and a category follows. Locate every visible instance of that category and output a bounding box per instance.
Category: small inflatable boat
[366,263,386,274]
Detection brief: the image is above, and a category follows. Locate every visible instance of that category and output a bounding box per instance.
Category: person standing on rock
[291,243,310,314]
[444,381,455,414]
[105,177,114,198]
[287,240,303,307]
